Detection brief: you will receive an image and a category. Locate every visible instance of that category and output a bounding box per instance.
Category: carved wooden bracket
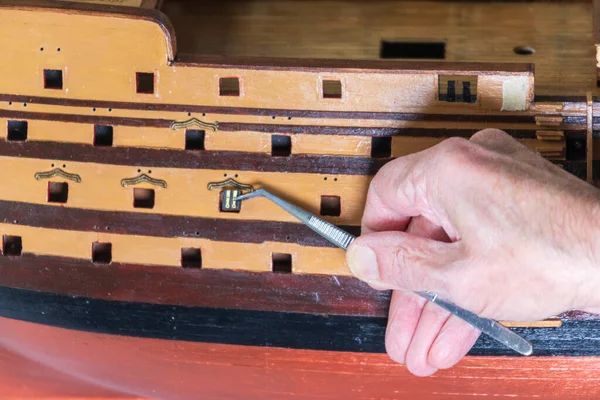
[207,178,254,192]
[34,168,81,183]
[121,174,167,188]
[171,118,218,131]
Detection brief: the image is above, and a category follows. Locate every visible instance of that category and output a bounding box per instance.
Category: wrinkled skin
[346,129,600,377]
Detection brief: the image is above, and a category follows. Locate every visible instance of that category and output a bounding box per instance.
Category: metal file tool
[235,188,534,356]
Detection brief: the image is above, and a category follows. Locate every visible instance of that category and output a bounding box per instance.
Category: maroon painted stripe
[218,124,539,138]
[0,140,387,175]
[0,253,594,322]
[0,253,389,317]
[0,200,360,248]
[0,94,538,123]
[0,108,172,128]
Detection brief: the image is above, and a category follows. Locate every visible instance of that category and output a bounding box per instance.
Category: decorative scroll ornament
[207,178,254,192]
[34,168,81,183]
[171,118,218,131]
[121,174,167,188]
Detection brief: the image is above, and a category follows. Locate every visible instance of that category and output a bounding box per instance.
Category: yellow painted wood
[0,156,370,225]
[0,223,350,275]
[164,0,597,96]
[0,7,531,114]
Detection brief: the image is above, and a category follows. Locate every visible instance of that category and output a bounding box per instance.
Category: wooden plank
[0,200,357,248]
[57,0,146,7]
[163,0,596,96]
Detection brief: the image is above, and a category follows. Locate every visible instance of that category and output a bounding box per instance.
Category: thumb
[347,231,463,294]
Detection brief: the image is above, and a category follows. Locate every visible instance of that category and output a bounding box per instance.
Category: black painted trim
[0,286,597,356]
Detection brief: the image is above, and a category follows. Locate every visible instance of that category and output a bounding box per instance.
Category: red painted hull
[1,317,599,400]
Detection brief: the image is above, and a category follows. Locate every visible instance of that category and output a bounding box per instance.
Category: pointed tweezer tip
[234,190,264,202]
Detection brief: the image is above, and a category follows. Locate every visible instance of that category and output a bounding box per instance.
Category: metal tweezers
[235,188,533,356]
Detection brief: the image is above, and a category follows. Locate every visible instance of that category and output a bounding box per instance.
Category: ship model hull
[0,1,599,399]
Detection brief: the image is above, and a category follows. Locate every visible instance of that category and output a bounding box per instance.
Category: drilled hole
[513,46,535,55]
[185,129,205,150]
[94,125,113,147]
[181,247,202,268]
[320,195,341,217]
[47,181,68,203]
[136,72,155,94]
[272,135,292,157]
[2,235,22,257]
[92,242,112,264]
[133,188,155,209]
[7,120,28,141]
[372,137,392,158]
[219,77,240,96]
[272,253,292,273]
[322,80,342,99]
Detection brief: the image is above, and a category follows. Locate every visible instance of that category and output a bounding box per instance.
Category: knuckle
[439,136,471,154]
[390,245,430,290]
[433,137,480,172]
[390,246,415,288]
[470,128,510,143]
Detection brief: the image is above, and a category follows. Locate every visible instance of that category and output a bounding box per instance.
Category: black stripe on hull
[0,286,597,357]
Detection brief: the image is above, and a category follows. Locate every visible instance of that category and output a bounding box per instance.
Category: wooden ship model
[0,0,598,399]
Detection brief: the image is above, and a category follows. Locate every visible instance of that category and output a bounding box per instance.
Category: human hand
[346,129,600,376]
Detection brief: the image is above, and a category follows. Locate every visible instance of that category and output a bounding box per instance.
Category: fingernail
[347,244,380,282]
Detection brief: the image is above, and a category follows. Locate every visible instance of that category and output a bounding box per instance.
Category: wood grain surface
[163,0,597,96]
[0,1,598,399]
[1,318,599,400]
[0,344,132,400]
